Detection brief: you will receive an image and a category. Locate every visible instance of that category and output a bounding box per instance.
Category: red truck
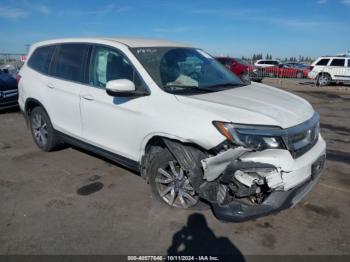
[216,57,263,82]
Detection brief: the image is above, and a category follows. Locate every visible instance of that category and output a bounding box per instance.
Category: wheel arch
[139,133,209,180]
[24,98,52,126]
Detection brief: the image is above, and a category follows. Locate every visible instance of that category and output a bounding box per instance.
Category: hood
[175,82,314,128]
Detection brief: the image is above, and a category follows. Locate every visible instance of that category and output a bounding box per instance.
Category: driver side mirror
[106,79,136,97]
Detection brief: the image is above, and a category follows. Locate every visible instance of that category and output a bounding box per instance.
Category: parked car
[0,69,18,110]
[264,64,310,78]
[254,59,281,68]
[216,57,263,82]
[308,55,350,86]
[18,38,326,222]
[284,62,310,70]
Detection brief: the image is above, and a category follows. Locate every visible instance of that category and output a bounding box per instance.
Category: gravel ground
[0,78,349,257]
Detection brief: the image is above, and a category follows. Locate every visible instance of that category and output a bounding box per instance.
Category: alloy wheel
[155,161,198,208]
[31,111,48,147]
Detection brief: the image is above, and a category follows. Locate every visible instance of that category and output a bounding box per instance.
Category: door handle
[46,83,55,89]
[81,94,94,101]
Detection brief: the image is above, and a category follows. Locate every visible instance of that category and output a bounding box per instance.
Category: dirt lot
[0,79,349,257]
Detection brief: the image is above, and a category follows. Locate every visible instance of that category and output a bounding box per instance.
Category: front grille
[284,114,320,158]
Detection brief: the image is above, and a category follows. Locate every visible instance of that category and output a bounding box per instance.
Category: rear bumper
[308,71,318,80]
[211,154,326,222]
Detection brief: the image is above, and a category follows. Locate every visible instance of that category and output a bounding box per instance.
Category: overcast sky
[0,0,349,58]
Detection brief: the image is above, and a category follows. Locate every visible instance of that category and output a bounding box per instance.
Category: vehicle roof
[256,59,280,61]
[317,55,350,59]
[31,37,190,49]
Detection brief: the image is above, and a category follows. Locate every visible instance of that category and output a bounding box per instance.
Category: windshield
[131,47,244,93]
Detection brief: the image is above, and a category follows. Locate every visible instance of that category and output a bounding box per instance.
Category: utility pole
[25,44,30,54]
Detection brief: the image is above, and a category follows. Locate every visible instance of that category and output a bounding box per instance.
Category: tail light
[16,74,21,85]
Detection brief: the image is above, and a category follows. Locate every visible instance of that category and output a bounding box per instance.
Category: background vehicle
[254,59,281,68]
[0,69,18,110]
[18,38,326,222]
[284,62,310,70]
[264,63,310,78]
[216,57,263,82]
[308,55,350,86]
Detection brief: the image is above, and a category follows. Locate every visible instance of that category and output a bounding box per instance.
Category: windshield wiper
[204,82,247,89]
[164,84,216,92]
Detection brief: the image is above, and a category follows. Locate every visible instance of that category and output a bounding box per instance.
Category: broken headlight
[213,121,285,150]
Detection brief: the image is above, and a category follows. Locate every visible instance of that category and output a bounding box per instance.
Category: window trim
[86,43,150,94]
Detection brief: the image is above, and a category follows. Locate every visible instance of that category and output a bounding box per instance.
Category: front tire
[148,149,199,209]
[30,106,60,151]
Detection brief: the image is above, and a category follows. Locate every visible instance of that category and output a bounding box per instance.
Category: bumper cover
[211,154,326,222]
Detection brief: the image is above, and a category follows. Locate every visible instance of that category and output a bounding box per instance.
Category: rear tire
[316,73,331,86]
[30,106,60,152]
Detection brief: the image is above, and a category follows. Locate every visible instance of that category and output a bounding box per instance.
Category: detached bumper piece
[211,155,325,222]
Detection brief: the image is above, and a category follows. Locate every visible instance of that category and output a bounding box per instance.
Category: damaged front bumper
[211,154,325,222]
[201,135,326,222]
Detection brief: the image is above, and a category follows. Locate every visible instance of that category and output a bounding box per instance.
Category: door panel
[80,45,148,160]
[46,44,89,137]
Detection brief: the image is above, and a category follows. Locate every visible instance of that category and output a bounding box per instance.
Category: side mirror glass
[106,79,136,96]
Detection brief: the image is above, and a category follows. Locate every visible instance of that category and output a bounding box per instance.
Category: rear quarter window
[27,45,56,74]
[316,59,330,66]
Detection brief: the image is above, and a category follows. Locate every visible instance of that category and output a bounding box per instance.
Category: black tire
[296,71,304,79]
[148,148,200,209]
[30,106,60,152]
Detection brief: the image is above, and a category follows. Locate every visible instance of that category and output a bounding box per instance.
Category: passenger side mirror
[106,79,136,96]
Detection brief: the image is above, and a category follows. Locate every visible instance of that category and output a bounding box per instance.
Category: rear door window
[51,44,89,82]
[27,45,56,74]
[316,59,330,66]
[330,59,345,67]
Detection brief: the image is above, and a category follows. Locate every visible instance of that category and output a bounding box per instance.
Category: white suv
[254,59,281,68]
[18,38,326,222]
[308,55,350,86]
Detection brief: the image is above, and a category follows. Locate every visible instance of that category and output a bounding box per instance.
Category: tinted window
[51,44,89,82]
[330,59,345,67]
[348,59,350,67]
[266,61,279,65]
[89,46,142,89]
[27,45,55,74]
[316,59,330,66]
[257,61,266,64]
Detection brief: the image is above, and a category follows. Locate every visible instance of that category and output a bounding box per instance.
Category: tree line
[240,54,314,63]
